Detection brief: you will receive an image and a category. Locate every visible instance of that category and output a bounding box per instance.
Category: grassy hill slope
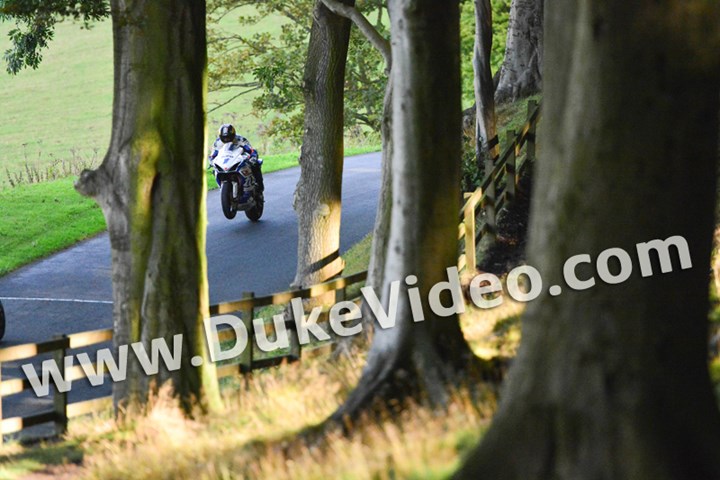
[0,20,113,183]
[0,11,286,188]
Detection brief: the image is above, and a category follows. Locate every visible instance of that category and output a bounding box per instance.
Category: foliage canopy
[207,0,510,143]
[0,0,108,74]
[2,0,511,143]
[207,0,389,144]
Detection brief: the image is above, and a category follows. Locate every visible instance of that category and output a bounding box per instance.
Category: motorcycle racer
[209,124,264,199]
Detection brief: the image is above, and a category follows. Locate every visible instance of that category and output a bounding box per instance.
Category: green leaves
[4,16,56,74]
[0,0,109,74]
[208,0,389,144]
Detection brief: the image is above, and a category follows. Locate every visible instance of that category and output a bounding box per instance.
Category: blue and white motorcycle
[211,143,264,222]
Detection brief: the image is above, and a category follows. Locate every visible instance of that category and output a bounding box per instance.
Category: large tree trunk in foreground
[333,0,477,420]
[75,0,220,413]
[456,1,720,478]
[292,0,355,290]
[494,0,543,103]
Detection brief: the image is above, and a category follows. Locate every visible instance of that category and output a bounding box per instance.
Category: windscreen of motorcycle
[213,143,247,172]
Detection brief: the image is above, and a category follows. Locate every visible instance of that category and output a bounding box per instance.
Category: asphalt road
[0,152,381,434]
[0,152,381,345]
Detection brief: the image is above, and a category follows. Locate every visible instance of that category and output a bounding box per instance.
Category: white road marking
[0,297,112,305]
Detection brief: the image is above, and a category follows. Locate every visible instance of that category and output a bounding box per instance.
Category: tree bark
[75,0,221,414]
[456,1,720,478]
[319,0,393,342]
[473,0,499,234]
[494,0,543,103]
[320,0,391,68]
[292,0,355,291]
[332,0,478,420]
[362,78,393,327]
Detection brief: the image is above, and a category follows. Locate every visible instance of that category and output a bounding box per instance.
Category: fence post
[527,100,538,166]
[482,176,497,240]
[330,285,347,350]
[285,301,302,362]
[53,335,68,437]
[239,292,254,373]
[336,284,346,304]
[505,131,518,204]
[464,201,477,270]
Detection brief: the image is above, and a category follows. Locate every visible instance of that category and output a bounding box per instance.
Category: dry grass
[62,346,494,480]
[65,290,516,480]
[4,149,102,188]
[459,271,525,359]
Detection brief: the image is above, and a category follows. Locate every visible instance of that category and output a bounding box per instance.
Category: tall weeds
[4,148,101,188]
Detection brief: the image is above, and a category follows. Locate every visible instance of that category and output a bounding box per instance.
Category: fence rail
[0,100,541,442]
[458,99,539,271]
[0,272,368,441]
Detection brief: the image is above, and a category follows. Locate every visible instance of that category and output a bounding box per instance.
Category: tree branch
[277,7,312,33]
[215,81,260,90]
[208,86,261,113]
[320,0,392,70]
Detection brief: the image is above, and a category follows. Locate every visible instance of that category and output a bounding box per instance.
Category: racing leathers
[208,134,264,199]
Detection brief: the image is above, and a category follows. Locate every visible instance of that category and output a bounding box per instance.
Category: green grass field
[0,10,291,188]
[0,20,113,185]
[0,177,106,275]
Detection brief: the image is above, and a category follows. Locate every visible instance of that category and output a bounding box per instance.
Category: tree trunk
[338,78,393,354]
[332,0,478,420]
[456,1,720,478]
[292,0,355,291]
[474,0,498,173]
[494,0,543,103]
[75,0,221,414]
[473,0,499,242]
[317,0,393,345]
[362,79,393,329]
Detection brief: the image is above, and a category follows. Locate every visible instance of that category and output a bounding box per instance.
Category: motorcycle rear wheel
[245,192,264,222]
[221,182,237,219]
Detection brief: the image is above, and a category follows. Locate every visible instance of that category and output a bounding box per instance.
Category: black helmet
[219,124,236,143]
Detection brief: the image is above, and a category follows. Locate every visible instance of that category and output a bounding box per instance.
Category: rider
[209,124,264,200]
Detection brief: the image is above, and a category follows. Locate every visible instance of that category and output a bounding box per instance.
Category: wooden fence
[459,100,539,271]
[0,271,367,442]
[0,100,540,442]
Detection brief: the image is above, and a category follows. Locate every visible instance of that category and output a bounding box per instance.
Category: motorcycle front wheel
[245,192,264,222]
[221,182,237,219]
